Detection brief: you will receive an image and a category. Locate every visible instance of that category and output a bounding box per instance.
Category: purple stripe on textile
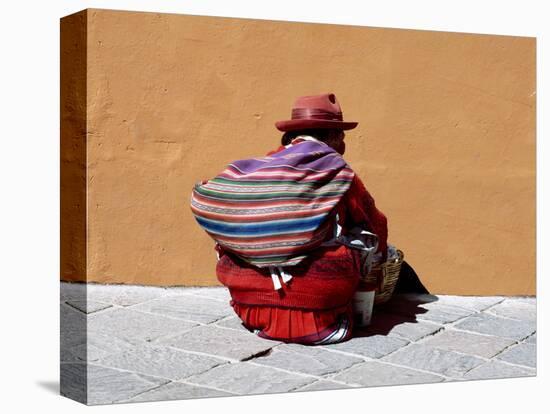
[231,141,347,173]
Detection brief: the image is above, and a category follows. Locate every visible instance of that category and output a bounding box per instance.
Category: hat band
[291,108,343,121]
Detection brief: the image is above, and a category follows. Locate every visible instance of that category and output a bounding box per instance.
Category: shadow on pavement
[353,260,435,338]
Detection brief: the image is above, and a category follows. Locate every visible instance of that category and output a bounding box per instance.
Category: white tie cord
[268,266,293,290]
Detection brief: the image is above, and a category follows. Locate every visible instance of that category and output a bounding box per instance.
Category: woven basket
[364,249,404,305]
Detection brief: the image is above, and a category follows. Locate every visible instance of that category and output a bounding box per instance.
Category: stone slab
[176,287,232,303]
[61,362,168,405]
[60,303,86,351]
[453,313,536,340]
[253,343,363,376]
[60,348,81,363]
[87,284,170,307]
[60,282,86,302]
[186,362,315,394]
[60,363,87,404]
[125,381,234,402]
[130,294,232,324]
[332,360,445,387]
[88,307,197,344]
[214,316,249,331]
[414,304,475,324]
[70,332,135,362]
[296,380,354,392]
[61,303,86,335]
[496,343,536,368]
[382,343,485,378]
[486,299,536,322]
[97,345,226,380]
[87,364,169,405]
[321,334,409,359]
[514,297,536,305]
[462,360,536,381]
[421,329,516,358]
[158,325,280,361]
[66,300,112,314]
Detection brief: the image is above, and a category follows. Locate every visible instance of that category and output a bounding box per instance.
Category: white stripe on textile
[269,266,282,290]
[278,266,293,283]
[269,266,293,290]
[313,317,350,345]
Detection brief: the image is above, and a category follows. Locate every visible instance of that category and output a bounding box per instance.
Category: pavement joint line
[63,300,114,313]
[172,379,241,396]
[202,321,257,333]
[312,343,456,382]
[143,325,211,344]
[173,379,240,395]
[89,356,231,384]
[475,297,507,312]
[401,324,446,343]
[118,378,241,402]
[311,346,377,361]
[412,296,508,327]
[160,344,240,364]
[372,358,457,381]
[86,361,174,384]
[381,332,536,372]
[182,292,230,303]
[115,381,173,403]
[125,307,235,328]
[337,356,454,382]
[207,314,237,325]
[213,314,237,323]
[484,308,535,322]
[84,303,130,316]
[121,307,209,325]
[245,360,342,383]
[289,377,358,392]
[445,323,536,341]
[243,359,368,389]
[320,358,372,381]
[158,289,230,303]
[487,339,523,360]
[521,332,537,343]
[292,380,359,392]
[389,324,515,361]
[487,358,537,372]
[415,309,475,326]
[250,347,370,381]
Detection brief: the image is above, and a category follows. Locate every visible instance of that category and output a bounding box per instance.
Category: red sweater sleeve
[342,175,388,259]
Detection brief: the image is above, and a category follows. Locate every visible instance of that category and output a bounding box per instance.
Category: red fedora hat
[275,93,358,132]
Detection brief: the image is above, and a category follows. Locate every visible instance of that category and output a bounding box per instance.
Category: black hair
[281,129,338,146]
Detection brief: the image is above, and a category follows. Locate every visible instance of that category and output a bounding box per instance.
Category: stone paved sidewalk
[60,282,536,405]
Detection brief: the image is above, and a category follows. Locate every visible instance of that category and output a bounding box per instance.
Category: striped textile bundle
[190,139,355,267]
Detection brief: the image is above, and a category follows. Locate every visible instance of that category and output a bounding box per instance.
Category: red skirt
[217,244,361,344]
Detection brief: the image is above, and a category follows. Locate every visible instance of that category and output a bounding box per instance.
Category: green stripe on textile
[196,187,347,199]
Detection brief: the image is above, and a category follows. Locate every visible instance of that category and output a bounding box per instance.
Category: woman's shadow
[353,260,439,338]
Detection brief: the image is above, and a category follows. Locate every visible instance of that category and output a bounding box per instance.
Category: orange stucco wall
[60,9,536,295]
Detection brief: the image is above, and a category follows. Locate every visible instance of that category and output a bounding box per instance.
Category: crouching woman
[192,94,388,345]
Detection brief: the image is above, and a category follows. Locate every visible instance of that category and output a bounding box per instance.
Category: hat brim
[275,119,358,132]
